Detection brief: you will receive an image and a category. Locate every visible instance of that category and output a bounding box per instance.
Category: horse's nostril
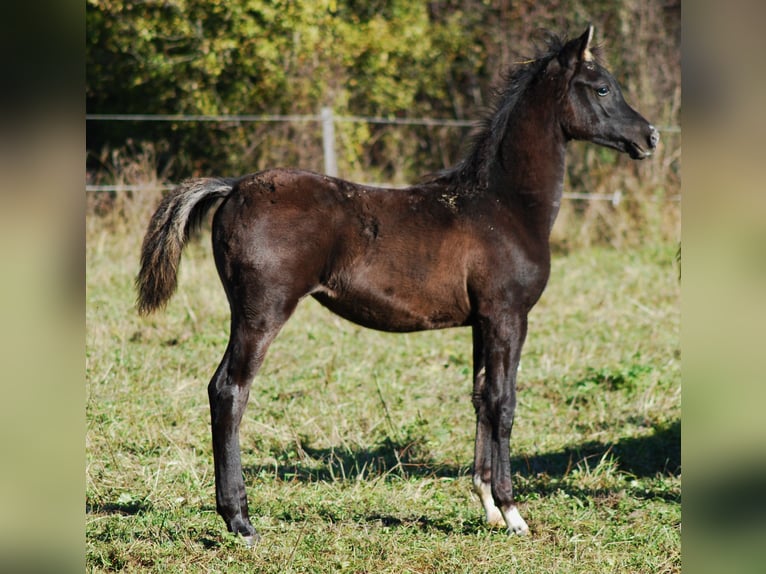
[648,126,660,148]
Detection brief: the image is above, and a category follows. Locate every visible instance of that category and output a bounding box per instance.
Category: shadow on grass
[246,432,466,483]
[86,498,152,516]
[362,513,485,535]
[515,418,681,502]
[517,419,681,478]
[244,419,680,491]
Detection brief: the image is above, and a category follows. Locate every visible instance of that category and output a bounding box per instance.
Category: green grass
[86,214,680,573]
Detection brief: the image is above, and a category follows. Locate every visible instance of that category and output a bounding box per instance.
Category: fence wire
[86,112,679,132]
[86,111,680,202]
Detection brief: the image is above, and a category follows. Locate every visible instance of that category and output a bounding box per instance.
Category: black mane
[426,33,569,190]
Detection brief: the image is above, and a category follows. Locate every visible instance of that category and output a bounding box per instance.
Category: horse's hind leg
[207,300,295,545]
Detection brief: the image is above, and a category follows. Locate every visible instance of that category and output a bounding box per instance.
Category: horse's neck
[491,103,567,240]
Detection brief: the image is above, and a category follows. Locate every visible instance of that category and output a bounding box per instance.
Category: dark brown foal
[137,25,658,544]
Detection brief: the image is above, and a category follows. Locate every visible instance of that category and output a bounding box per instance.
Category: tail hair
[136,177,234,315]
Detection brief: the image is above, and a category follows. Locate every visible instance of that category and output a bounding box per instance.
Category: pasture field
[86,206,680,573]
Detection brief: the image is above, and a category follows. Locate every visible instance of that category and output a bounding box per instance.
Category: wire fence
[86,110,680,204]
[87,112,476,127]
[85,111,679,130]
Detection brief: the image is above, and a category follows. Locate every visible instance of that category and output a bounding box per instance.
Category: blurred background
[86,0,681,251]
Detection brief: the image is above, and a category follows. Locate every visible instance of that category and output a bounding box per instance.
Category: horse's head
[553,25,659,159]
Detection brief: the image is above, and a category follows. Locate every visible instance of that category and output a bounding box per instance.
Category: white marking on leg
[502,505,530,535]
[472,475,504,527]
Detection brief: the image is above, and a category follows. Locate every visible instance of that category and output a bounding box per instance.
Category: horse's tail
[136,177,235,315]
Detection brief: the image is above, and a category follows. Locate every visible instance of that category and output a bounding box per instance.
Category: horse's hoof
[486,508,506,528]
[240,532,260,547]
[503,506,530,536]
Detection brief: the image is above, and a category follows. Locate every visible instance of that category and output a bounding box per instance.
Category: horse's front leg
[479,311,530,535]
[471,325,505,527]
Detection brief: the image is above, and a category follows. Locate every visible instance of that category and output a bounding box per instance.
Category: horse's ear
[558,24,595,70]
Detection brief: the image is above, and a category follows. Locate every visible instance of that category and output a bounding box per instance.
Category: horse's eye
[596,86,610,97]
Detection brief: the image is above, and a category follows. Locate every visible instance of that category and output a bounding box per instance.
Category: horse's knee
[471,367,486,413]
[498,403,515,434]
[488,394,516,434]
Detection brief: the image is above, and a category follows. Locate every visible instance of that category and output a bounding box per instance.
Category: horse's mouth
[627,141,652,160]
[596,137,654,160]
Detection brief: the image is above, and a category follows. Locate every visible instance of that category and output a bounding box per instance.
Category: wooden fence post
[321,107,338,177]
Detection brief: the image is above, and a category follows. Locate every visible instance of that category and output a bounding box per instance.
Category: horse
[136,25,658,545]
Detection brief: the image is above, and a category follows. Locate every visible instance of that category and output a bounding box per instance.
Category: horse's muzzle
[628,125,660,160]
[648,125,660,150]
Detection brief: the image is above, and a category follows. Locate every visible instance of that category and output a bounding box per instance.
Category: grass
[86,202,680,572]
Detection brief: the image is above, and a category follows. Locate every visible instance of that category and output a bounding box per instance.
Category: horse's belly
[311,285,471,333]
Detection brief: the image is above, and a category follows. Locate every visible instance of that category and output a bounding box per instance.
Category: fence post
[321,107,338,177]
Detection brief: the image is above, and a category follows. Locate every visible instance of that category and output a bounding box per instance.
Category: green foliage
[87,1,680,190]
[86,0,482,177]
